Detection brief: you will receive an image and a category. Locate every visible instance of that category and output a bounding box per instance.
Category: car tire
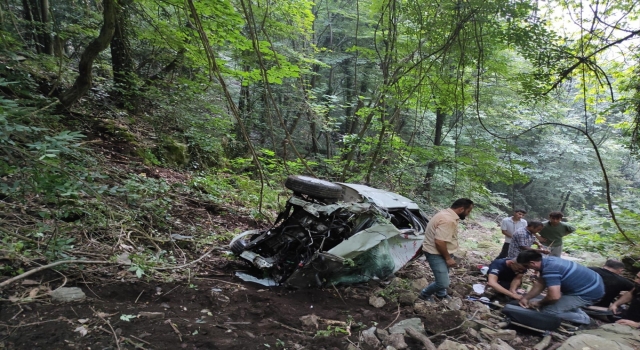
[230,239,246,255]
[284,175,343,199]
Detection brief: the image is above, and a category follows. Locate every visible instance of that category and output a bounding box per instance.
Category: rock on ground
[384,333,408,349]
[362,326,382,349]
[558,323,640,350]
[369,295,386,308]
[490,338,515,350]
[437,339,469,350]
[50,287,86,302]
[388,318,425,334]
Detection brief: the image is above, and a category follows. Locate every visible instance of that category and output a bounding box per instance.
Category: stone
[362,327,382,349]
[437,339,469,350]
[464,320,483,331]
[51,287,86,302]
[442,297,463,311]
[489,338,515,350]
[467,328,478,338]
[467,301,491,315]
[388,318,425,335]
[558,334,633,350]
[397,291,417,306]
[511,337,522,346]
[369,296,386,308]
[384,333,407,350]
[480,328,497,338]
[388,277,403,287]
[413,302,432,315]
[410,278,428,292]
[493,329,516,341]
[557,324,640,350]
[138,312,164,319]
[385,347,397,350]
[599,323,640,336]
[375,328,390,343]
[347,344,359,350]
[299,314,319,329]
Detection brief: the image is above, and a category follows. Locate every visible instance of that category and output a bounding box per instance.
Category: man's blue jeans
[420,253,450,298]
[539,295,592,324]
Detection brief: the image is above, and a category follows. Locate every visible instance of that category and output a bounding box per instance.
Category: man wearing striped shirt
[517,250,604,324]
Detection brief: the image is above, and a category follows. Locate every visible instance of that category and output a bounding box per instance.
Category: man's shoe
[418,294,435,302]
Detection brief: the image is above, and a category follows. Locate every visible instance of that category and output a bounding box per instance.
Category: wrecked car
[229,175,429,288]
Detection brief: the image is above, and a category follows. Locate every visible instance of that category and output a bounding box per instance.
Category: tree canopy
[1,0,640,264]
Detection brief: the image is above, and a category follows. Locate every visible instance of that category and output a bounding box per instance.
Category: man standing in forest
[538,211,575,257]
[419,198,474,302]
[507,221,548,259]
[496,209,528,259]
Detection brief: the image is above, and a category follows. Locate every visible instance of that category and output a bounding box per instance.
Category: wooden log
[533,335,552,350]
[406,327,437,350]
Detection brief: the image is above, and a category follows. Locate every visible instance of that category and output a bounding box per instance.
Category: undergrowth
[0,71,285,282]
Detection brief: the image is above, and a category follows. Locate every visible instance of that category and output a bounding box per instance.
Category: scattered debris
[74,326,88,337]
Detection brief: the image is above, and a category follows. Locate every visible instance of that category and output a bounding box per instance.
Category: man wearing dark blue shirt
[517,250,604,324]
[486,258,525,300]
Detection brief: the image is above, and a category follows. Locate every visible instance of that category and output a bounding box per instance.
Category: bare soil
[0,264,400,350]
[0,256,554,350]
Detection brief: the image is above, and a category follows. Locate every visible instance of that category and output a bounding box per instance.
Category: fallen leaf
[74,326,88,336]
[28,287,39,299]
[78,319,89,324]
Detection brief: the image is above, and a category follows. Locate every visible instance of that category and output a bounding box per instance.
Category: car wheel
[284,175,343,199]
[230,239,247,255]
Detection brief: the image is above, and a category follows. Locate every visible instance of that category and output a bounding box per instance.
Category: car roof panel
[338,183,420,210]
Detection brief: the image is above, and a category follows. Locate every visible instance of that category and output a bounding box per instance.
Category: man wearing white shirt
[496,209,527,259]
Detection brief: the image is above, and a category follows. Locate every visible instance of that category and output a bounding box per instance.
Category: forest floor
[0,136,602,350]
[0,210,576,350]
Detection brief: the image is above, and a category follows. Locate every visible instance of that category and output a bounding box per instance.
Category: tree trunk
[23,0,52,54]
[110,0,136,108]
[59,0,116,108]
[422,107,446,193]
[559,191,571,213]
[40,0,52,54]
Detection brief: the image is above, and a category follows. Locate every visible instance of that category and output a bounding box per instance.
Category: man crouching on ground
[419,198,474,302]
[486,258,525,301]
[517,250,604,324]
